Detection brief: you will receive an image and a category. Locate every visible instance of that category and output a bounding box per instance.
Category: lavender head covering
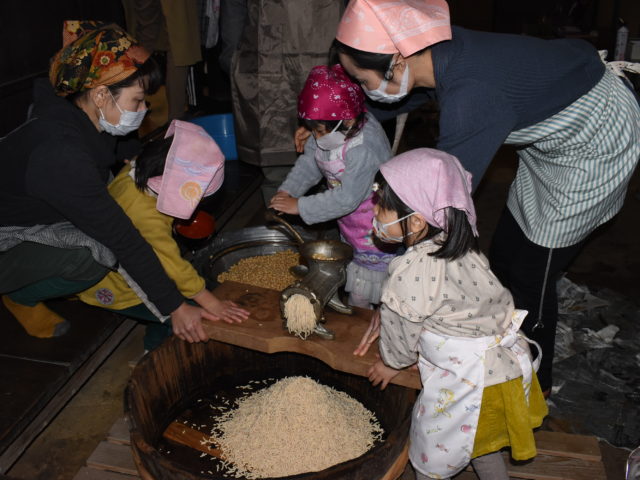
[379,148,478,236]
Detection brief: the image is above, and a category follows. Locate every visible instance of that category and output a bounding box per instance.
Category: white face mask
[372,212,415,243]
[98,91,147,136]
[363,59,410,104]
[315,120,348,151]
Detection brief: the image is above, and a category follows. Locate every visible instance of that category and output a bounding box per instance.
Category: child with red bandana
[269,64,394,309]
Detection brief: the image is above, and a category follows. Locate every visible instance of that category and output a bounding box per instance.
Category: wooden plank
[163,422,223,458]
[453,471,481,479]
[534,431,601,462]
[206,281,422,390]
[73,466,139,479]
[380,441,409,480]
[86,441,138,476]
[0,318,137,474]
[504,453,607,480]
[107,417,130,446]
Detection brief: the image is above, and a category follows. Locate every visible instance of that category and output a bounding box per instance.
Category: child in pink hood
[367,148,547,480]
[79,120,249,350]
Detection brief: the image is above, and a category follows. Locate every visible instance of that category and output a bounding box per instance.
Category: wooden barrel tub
[125,336,416,480]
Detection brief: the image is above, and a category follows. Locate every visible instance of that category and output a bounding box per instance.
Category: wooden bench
[454,430,607,480]
[73,417,137,480]
[76,417,607,480]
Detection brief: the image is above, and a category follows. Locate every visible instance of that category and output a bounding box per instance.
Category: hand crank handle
[265,209,305,245]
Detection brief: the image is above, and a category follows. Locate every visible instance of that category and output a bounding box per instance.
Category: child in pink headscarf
[79,120,249,350]
[270,64,394,309]
[366,148,547,480]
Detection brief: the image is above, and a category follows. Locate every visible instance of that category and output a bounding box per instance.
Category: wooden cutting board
[207,281,421,390]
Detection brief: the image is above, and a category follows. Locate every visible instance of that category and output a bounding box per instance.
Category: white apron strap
[599,50,640,78]
[494,309,542,402]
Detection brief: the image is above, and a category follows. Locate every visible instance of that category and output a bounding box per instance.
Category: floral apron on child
[314,140,393,272]
[410,310,540,479]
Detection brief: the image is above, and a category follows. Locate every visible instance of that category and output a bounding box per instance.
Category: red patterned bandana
[298,64,365,120]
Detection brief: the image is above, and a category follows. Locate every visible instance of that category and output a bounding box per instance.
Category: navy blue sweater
[431,26,605,188]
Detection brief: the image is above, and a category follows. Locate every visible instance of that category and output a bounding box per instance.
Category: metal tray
[190,226,334,288]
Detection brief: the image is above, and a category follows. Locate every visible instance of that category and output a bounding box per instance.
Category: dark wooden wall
[1,0,638,136]
[0,0,126,136]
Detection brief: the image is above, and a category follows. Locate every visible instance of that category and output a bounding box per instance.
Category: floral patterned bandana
[49,20,151,97]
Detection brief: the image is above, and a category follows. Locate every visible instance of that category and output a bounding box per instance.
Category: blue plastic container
[189,113,238,161]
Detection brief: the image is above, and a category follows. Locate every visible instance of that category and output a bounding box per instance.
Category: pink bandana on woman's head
[298,64,365,120]
[147,120,225,220]
[336,0,452,57]
[379,148,478,236]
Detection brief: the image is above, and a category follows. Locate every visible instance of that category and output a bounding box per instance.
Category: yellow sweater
[78,164,205,310]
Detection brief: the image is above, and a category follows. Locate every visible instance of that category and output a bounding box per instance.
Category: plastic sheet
[549,276,640,449]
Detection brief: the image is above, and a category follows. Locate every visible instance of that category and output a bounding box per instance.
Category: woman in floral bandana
[0,21,218,344]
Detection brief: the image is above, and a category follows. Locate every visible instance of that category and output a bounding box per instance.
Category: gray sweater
[279,113,391,224]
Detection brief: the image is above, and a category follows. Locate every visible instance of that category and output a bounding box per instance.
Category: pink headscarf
[298,64,365,120]
[379,148,478,236]
[336,0,452,57]
[147,120,225,220]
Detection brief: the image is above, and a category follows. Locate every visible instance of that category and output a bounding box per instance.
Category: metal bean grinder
[281,240,353,340]
[265,210,353,340]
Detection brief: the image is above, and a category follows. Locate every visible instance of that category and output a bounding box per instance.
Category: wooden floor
[73,418,137,479]
[0,301,136,473]
[75,416,608,480]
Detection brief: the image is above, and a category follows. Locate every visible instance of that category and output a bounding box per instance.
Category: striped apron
[505,68,640,249]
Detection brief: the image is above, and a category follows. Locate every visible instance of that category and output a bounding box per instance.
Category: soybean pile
[217,250,299,290]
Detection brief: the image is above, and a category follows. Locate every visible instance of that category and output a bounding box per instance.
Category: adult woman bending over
[339,0,640,395]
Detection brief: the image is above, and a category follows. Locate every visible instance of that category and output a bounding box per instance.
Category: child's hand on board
[294,126,311,153]
[269,192,300,215]
[195,289,250,324]
[368,357,400,390]
[353,308,381,356]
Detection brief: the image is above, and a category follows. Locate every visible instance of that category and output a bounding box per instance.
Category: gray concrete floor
[6,145,638,479]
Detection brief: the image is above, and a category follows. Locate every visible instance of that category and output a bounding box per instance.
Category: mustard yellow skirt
[471,373,548,461]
